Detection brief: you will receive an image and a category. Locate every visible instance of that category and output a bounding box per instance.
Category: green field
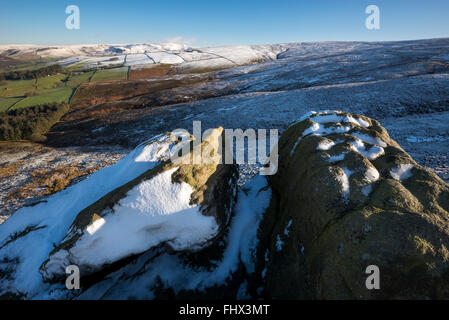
[91,67,128,82]
[12,87,73,110]
[0,74,67,98]
[0,97,23,112]
[0,73,83,107]
[66,71,94,86]
[0,66,129,112]
[0,57,60,73]
[36,74,67,90]
[0,79,36,98]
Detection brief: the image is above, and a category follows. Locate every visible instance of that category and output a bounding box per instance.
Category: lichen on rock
[259,110,449,299]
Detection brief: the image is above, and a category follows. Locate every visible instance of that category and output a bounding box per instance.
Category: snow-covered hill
[0,43,285,68]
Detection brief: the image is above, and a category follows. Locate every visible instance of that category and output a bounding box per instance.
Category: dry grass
[129,64,175,80]
[8,163,101,200]
[0,160,23,179]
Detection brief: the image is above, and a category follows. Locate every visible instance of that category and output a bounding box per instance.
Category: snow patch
[390,164,414,181]
[311,113,370,128]
[284,219,293,236]
[365,166,380,183]
[317,139,335,151]
[328,152,347,163]
[294,110,370,128]
[86,217,106,235]
[337,168,354,199]
[352,132,387,148]
[276,235,284,251]
[290,120,351,156]
[349,138,384,160]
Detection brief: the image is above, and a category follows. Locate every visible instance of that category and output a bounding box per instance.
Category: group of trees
[0,102,69,141]
[0,64,63,81]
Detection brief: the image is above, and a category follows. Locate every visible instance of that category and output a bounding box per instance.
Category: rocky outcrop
[3,109,449,300]
[259,110,449,299]
[39,127,238,283]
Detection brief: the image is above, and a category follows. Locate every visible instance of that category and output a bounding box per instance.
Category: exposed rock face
[259,110,449,299]
[39,128,238,282]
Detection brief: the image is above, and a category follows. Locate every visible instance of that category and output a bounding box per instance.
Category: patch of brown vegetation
[425,60,449,73]
[44,74,240,148]
[128,64,175,80]
[7,163,102,200]
[0,55,21,69]
[70,74,213,109]
[178,65,232,74]
[0,160,23,179]
[0,141,51,155]
[129,64,234,80]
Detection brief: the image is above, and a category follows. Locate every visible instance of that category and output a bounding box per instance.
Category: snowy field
[0,43,285,68]
[91,39,448,182]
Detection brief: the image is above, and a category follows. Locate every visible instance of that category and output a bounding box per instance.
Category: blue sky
[1,0,448,46]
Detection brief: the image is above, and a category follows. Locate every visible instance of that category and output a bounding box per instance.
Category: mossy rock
[258,110,449,299]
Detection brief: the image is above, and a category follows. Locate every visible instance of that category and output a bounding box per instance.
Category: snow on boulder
[0,132,187,297]
[72,174,270,300]
[39,127,238,282]
[258,110,449,299]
